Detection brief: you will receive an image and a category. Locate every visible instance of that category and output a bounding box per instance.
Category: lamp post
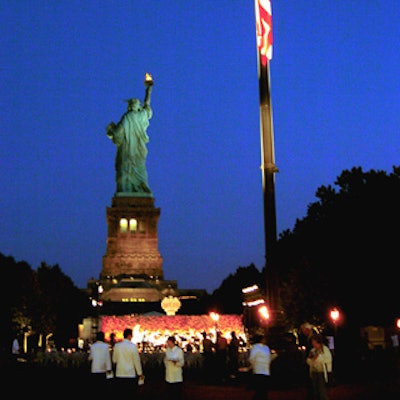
[330,308,340,332]
[258,305,270,334]
[329,307,341,355]
[210,312,220,334]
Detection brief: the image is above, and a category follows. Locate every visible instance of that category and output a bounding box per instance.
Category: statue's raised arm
[106,73,154,196]
[144,73,153,107]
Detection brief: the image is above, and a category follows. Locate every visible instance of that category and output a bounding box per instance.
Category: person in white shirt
[306,334,333,400]
[248,333,271,400]
[164,336,185,400]
[89,331,112,387]
[112,328,144,394]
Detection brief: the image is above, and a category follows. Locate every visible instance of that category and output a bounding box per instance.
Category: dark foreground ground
[3,360,400,400]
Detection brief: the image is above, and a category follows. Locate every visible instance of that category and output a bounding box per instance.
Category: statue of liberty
[106,74,154,195]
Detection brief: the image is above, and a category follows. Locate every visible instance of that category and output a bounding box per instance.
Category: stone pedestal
[101,196,163,279]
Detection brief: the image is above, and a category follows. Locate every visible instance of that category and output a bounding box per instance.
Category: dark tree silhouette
[208,263,263,314]
[0,254,91,352]
[276,166,400,328]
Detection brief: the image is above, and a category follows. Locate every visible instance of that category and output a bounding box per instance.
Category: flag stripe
[256,0,273,65]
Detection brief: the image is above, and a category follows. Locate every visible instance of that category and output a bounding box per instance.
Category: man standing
[107,74,154,194]
[201,331,214,382]
[306,334,333,400]
[228,331,240,379]
[89,331,112,393]
[300,322,317,399]
[112,328,144,394]
[248,333,271,400]
[164,336,185,400]
[215,331,228,382]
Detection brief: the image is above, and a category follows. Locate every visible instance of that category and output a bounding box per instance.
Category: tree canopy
[0,254,91,353]
[275,166,400,328]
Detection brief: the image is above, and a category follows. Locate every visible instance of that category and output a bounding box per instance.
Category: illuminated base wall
[101,196,163,279]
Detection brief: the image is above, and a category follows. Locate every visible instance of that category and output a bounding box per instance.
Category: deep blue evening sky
[1,2,399,293]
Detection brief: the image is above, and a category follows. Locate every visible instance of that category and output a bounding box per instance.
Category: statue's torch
[145,73,153,87]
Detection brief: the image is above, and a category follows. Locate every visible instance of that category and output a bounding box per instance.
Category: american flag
[255,0,273,66]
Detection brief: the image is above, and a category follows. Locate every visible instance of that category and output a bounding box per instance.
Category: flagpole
[255,0,279,318]
[259,55,279,316]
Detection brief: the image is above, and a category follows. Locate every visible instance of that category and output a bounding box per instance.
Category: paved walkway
[4,362,399,399]
[128,377,397,400]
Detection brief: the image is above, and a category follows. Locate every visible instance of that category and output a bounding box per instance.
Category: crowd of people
[84,324,334,400]
[86,327,249,399]
[13,321,398,400]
